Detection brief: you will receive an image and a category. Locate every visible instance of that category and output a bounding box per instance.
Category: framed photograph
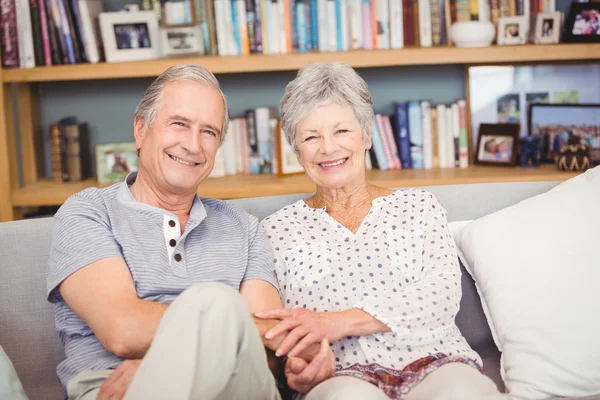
[528,103,600,164]
[497,16,529,45]
[95,142,139,185]
[475,124,519,166]
[99,10,160,63]
[534,12,562,44]
[275,124,304,176]
[562,2,600,42]
[160,24,204,56]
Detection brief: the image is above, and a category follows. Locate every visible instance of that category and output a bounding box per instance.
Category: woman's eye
[336,129,349,134]
[305,136,317,141]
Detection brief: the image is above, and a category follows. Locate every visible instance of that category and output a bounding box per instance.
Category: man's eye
[172,122,185,127]
[204,130,216,137]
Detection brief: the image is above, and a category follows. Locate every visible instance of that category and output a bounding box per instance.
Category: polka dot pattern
[262,189,481,371]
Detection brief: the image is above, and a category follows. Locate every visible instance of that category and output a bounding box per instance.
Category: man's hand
[256,308,346,358]
[285,339,336,394]
[98,360,141,400]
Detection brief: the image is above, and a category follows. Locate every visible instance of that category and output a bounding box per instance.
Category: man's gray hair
[135,64,229,140]
[279,62,373,153]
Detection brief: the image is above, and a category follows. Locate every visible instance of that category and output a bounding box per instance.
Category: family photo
[572,9,600,35]
[114,23,151,50]
[478,135,515,162]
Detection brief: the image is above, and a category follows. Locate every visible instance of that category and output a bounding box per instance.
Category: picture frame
[528,103,600,164]
[534,12,562,44]
[99,9,160,63]
[275,123,304,176]
[562,2,600,43]
[160,24,205,56]
[497,16,529,45]
[475,124,519,166]
[95,142,139,185]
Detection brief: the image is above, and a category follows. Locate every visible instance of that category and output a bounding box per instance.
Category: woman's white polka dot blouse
[261,189,481,371]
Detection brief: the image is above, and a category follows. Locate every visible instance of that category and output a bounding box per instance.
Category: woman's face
[295,103,370,190]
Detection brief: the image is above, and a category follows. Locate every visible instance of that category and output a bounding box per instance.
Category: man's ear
[133,115,145,154]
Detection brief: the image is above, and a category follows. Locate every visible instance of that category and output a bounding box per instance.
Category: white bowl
[450,21,496,48]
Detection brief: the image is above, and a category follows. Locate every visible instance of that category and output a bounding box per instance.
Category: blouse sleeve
[353,193,462,349]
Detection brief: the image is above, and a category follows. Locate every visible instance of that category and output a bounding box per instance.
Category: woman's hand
[255,308,346,358]
[285,339,336,394]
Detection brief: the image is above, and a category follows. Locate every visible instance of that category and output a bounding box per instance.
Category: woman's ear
[365,128,373,150]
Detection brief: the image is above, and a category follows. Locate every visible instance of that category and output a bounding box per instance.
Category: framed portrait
[99,10,160,63]
[562,2,600,43]
[160,24,205,56]
[475,124,519,166]
[534,12,562,44]
[497,16,529,45]
[95,142,139,185]
[528,103,600,164]
[275,123,304,176]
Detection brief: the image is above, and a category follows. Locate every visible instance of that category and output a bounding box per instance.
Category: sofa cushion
[0,218,65,400]
[454,166,600,399]
[0,346,28,400]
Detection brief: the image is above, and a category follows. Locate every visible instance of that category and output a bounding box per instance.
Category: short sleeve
[46,196,123,303]
[243,215,280,294]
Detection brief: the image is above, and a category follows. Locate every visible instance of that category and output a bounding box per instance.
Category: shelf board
[3,44,600,83]
[11,165,579,207]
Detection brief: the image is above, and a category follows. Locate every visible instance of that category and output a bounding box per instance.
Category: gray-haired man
[46,65,335,400]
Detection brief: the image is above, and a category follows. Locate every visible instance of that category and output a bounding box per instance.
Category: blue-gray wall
[35,0,573,177]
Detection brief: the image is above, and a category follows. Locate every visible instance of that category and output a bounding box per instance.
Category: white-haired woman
[256,63,509,400]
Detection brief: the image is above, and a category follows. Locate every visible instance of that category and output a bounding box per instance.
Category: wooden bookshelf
[4,44,600,83]
[10,165,579,207]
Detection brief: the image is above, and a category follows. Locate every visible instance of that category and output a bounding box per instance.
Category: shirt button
[174,254,182,262]
[169,239,176,247]
[168,220,176,228]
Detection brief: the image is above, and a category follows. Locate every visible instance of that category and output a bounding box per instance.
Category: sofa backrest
[0,180,561,399]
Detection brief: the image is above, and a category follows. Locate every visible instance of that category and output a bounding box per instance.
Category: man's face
[134,80,225,195]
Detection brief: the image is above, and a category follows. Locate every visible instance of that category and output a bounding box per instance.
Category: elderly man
[46,64,334,400]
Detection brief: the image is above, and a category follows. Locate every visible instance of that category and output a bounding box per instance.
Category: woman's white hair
[279,62,373,153]
[134,64,229,141]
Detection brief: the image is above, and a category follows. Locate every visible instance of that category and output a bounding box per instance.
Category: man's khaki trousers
[66,283,281,400]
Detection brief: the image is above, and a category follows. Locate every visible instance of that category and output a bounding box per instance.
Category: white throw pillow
[453,166,600,400]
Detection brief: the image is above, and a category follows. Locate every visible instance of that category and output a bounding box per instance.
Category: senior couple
[47,63,509,400]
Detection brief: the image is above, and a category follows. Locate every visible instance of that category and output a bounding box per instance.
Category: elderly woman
[256,62,509,400]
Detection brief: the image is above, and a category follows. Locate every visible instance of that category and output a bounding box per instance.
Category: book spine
[54,0,75,63]
[45,0,63,64]
[389,0,403,48]
[361,0,371,50]
[1,0,20,67]
[317,0,327,50]
[245,109,261,175]
[16,0,35,67]
[334,0,341,51]
[419,0,432,47]
[326,0,336,51]
[408,101,423,169]
[304,0,311,50]
[394,102,412,168]
[370,116,388,170]
[382,115,401,169]
[296,0,307,52]
[375,0,389,49]
[421,101,432,169]
[458,99,469,168]
[38,0,52,64]
[69,0,87,62]
[253,0,262,52]
[430,107,439,168]
[309,0,317,50]
[205,0,217,55]
[430,0,441,45]
[375,114,396,169]
[283,0,291,52]
[29,0,44,65]
[230,0,241,55]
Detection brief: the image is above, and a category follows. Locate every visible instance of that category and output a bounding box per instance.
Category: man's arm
[59,257,166,359]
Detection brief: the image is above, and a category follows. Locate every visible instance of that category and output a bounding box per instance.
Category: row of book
[184,0,557,56]
[1,0,558,69]
[0,0,103,68]
[210,99,469,178]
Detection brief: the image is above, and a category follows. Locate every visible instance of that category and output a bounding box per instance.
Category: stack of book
[49,116,91,182]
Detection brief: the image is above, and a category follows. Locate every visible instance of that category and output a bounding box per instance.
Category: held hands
[285,339,337,394]
[97,359,141,400]
[255,308,346,358]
